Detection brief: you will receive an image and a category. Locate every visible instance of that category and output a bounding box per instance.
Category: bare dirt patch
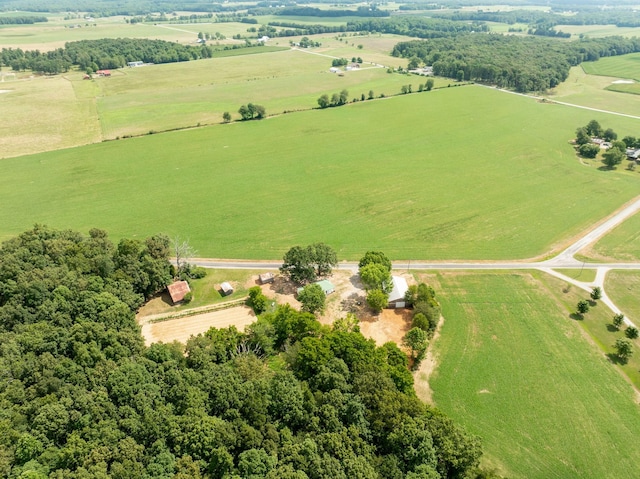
[413,317,444,405]
[140,305,255,346]
[359,308,413,347]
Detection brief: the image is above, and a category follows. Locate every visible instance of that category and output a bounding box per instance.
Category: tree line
[0,15,47,24]
[1,38,229,74]
[391,34,640,93]
[0,226,502,478]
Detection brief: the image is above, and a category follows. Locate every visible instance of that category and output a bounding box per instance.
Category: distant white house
[257,36,270,43]
[388,276,409,309]
[329,67,340,73]
[127,61,144,67]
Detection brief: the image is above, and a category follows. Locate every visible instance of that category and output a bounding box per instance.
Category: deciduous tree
[298,283,326,315]
[614,337,633,364]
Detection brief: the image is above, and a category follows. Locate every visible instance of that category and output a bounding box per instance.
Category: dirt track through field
[141,306,255,346]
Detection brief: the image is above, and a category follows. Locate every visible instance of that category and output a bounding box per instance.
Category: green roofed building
[297,279,336,296]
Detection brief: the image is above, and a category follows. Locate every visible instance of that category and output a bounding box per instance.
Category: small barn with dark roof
[167,281,191,304]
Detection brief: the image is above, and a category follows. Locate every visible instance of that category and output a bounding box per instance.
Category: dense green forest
[0,15,47,24]
[392,34,640,92]
[0,226,498,478]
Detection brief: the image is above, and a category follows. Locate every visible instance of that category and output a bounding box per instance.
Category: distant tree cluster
[0,15,48,24]
[0,226,496,478]
[317,89,349,108]
[238,103,266,120]
[392,35,640,93]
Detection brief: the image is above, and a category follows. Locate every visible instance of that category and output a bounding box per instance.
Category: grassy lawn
[605,270,640,324]
[547,66,640,116]
[552,268,597,283]
[428,271,640,479]
[0,85,639,259]
[138,269,259,317]
[586,211,640,261]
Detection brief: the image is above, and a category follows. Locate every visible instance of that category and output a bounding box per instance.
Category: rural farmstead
[1,3,640,479]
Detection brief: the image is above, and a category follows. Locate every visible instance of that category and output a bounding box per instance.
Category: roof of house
[388,276,409,302]
[220,281,233,292]
[297,279,336,296]
[259,272,274,283]
[167,280,190,303]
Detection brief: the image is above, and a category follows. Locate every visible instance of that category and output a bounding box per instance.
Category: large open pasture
[0,85,639,259]
[427,271,640,479]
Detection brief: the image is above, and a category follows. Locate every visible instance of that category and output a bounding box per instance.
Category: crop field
[581,53,640,81]
[605,270,640,324]
[548,66,640,116]
[586,211,640,261]
[0,85,639,259]
[428,271,640,479]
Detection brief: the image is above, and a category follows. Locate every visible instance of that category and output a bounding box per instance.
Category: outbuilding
[259,272,275,284]
[167,280,191,304]
[220,282,234,296]
[388,276,408,308]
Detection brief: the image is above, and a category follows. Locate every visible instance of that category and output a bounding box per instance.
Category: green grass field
[548,66,640,116]
[587,212,640,261]
[582,53,640,81]
[428,271,640,479]
[558,24,640,38]
[0,85,639,260]
[605,270,640,324]
[552,268,597,282]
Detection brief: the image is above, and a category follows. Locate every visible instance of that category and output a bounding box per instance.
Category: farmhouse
[127,61,144,67]
[167,280,191,304]
[96,70,111,77]
[388,276,409,309]
[329,67,340,73]
[220,281,234,296]
[257,36,270,43]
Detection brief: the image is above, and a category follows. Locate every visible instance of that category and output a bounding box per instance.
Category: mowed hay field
[1,85,639,259]
[428,271,640,479]
[586,211,640,261]
[0,74,102,159]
